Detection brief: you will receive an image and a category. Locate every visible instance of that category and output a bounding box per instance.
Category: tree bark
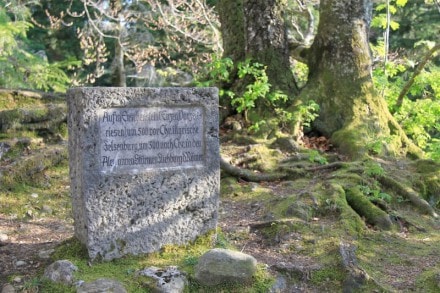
[110,0,126,87]
[242,0,299,96]
[294,0,422,158]
[111,38,126,87]
[217,0,299,98]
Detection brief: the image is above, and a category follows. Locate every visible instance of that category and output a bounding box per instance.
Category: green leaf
[395,0,408,7]
[390,21,400,30]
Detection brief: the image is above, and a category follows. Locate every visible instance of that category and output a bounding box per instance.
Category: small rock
[12,277,22,283]
[41,205,53,214]
[44,260,77,285]
[0,233,8,242]
[0,142,11,160]
[269,275,288,293]
[15,260,27,267]
[77,278,127,293]
[249,182,259,191]
[1,283,15,293]
[138,266,187,293]
[38,248,55,259]
[25,210,33,218]
[30,193,38,198]
[195,248,257,286]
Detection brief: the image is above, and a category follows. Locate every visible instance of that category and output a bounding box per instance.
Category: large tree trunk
[242,0,299,96]
[294,0,421,158]
[217,0,299,115]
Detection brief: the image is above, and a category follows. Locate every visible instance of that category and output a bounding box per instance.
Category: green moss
[314,183,365,236]
[415,268,440,293]
[413,159,440,173]
[345,186,392,230]
[52,238,89,260]
[47,231,275,293]
[310,266,345,285]
[331,128,368,159]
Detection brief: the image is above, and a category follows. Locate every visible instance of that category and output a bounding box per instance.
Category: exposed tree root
[345,186,393,230]
[339,240,371,291]
[0,88,65,100]
[378,175,438,218]
[248,218,302,230]
[389,212,427,232]
[305,162,347,172]
[220,157,288,182]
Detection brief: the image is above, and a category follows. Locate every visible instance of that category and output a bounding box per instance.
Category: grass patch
[45,230,275,292]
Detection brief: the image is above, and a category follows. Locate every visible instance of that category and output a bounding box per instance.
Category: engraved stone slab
[67,87,219,260]
[98,106,205,174]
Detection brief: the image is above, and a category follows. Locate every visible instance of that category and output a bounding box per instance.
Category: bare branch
[394,44,440,111]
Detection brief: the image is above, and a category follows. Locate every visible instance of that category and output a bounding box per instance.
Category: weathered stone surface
[268,275,288,293]
[76,278,127,293]
[195,248,257,286]
[67,87,219,260]
[0,142,10,160]
[43,260,77,285]
[138,266,187,293]
[1,284,15,293]
[0,233,8,242]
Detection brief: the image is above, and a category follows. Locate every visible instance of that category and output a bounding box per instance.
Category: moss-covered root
[378,175,438,218]
[220,157,288,182]
[345,186,393,230]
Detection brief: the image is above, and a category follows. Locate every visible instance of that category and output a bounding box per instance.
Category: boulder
[43,260,77,285]
[195,248,257,286]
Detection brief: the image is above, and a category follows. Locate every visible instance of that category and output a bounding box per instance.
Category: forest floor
[0,90,439,292]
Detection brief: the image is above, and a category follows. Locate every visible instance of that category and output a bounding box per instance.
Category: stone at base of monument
[67,87,219,260]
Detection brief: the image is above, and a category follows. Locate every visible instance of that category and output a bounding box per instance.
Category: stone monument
[67,87,219,260]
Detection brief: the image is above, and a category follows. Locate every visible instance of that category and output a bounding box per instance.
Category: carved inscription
[98,107,204,174]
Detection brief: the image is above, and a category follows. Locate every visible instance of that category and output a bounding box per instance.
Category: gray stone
[67,87,219,260]
[76,278,127,293]
[41,205,53,214]
[44,260,77,285]
[0,142,11,160]
[15,260,26,267]
[138,266,186,293]
[1,284,15,293]
[269,275,288,293]
[38,248,55,259]
[0,233,8,242]
[195,248,257,286]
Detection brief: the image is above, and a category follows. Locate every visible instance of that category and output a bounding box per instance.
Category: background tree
[0,0,74,92]
[66,0,221,86]
[217,0,423,158]
[217,0,300,117]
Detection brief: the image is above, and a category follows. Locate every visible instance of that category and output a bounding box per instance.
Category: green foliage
[358,184,392,203]
[0,4,77,92]
[296,100,320,128]
[371,3,440,160]
[197,56,296,130]
[231,59,288,121]
[372,57,440,160]
[309,150,328,165]
[372,0,408,31]
[363,161,385,177]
